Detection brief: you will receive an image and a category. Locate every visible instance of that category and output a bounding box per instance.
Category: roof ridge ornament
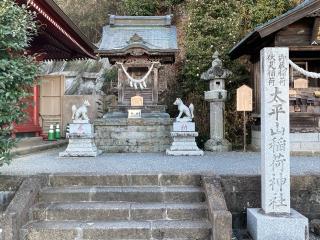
[128,33,145,44]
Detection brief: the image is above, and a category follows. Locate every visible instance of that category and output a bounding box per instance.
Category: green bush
[121,0,184,15]
[182,0,296,148]
[0,0,38,165]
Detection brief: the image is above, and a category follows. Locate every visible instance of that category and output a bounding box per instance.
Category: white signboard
[128,109,142,119]
[261,47,290,214]
[237,85,253,112]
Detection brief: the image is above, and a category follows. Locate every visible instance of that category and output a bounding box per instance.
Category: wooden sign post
[236,85,253,152]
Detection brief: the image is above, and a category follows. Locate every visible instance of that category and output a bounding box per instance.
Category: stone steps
[20,220,211,240]
[31,202,208,221]
[20,174,212,240]
[39,186,206,203]
[48,174,202,187]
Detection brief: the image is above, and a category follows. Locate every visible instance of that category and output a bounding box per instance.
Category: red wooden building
[14,0,96,137]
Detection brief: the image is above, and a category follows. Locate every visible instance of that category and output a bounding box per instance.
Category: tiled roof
[97,15,178,54]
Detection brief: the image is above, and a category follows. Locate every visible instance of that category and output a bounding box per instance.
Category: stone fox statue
[174,98,194,122]
[72,100,90,121]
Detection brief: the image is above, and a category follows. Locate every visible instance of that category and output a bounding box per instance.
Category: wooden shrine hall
[96,15,178,118]
[230,0,320,152]
[93,15,178,153]
[13,0,96,137]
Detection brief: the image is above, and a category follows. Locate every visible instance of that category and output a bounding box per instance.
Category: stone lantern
[201,51,231,151]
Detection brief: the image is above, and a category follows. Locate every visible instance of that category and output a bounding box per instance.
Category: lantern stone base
[166,131,204,156]
[204,138,231,152]
[247,208,308,240]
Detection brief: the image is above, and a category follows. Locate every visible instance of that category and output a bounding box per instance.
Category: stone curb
[0,176,48,240]
[12,140,68,156]
[291,151,320,157]
[203,176,232,240]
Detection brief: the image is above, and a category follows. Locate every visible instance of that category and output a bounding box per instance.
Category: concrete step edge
[21,219,212,230]
[41,186,204,194]
[32,201,208,210]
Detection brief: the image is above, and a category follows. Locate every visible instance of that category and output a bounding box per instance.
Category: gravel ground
[0,148,319,176]
[311,233,320,240]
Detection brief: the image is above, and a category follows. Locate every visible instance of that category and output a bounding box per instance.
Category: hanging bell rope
[289,60,320,79]
[118,62,156,90]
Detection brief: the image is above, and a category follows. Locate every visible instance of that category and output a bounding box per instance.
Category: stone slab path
[0,148,319,176]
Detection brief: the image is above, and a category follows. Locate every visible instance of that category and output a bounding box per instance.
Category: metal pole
[243,111,247,152]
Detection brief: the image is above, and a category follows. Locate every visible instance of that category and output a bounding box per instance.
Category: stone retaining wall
[220,175,320,229]
[0,176,24,214]
[94,118,173,153]
[0,176,48,240]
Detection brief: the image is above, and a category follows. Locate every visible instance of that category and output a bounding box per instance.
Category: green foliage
[0,0,38,165]
[103,67,118,83]
[54,0,121,43]
[54,0,184,42]
[102,67,118,94]
[121,0,184,15]
[183,0,297,148]
[121,0,157,16]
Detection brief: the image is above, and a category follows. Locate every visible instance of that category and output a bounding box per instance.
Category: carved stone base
[204,138,231,152]
[59,138,102,157]
[166,131,204,156]
[60,123,101,157]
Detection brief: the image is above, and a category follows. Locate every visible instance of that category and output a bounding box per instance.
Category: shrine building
[96,15,178,117]
[94,15,179,152]
[14,0,96,137]
[229,0,320,153]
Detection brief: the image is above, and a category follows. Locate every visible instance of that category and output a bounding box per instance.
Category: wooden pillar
[33,85,40,136]
[153,67,159,104]
[117,65,125,105]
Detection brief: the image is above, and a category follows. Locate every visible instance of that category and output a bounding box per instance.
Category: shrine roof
[96,15,178,56]
[229,0,320,59]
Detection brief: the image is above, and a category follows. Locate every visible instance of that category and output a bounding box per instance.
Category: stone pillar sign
[247,47,308,240]
[261,47,290,214]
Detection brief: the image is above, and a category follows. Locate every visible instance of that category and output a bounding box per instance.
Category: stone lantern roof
[96,15,178,63]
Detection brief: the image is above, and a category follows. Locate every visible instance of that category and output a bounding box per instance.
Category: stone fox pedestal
[166,122,204,156]
[59,123,101,157]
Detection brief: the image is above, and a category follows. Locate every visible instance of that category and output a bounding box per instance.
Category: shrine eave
[16,0,97,60]
[229,0,320,59]
[96,47,178,56]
